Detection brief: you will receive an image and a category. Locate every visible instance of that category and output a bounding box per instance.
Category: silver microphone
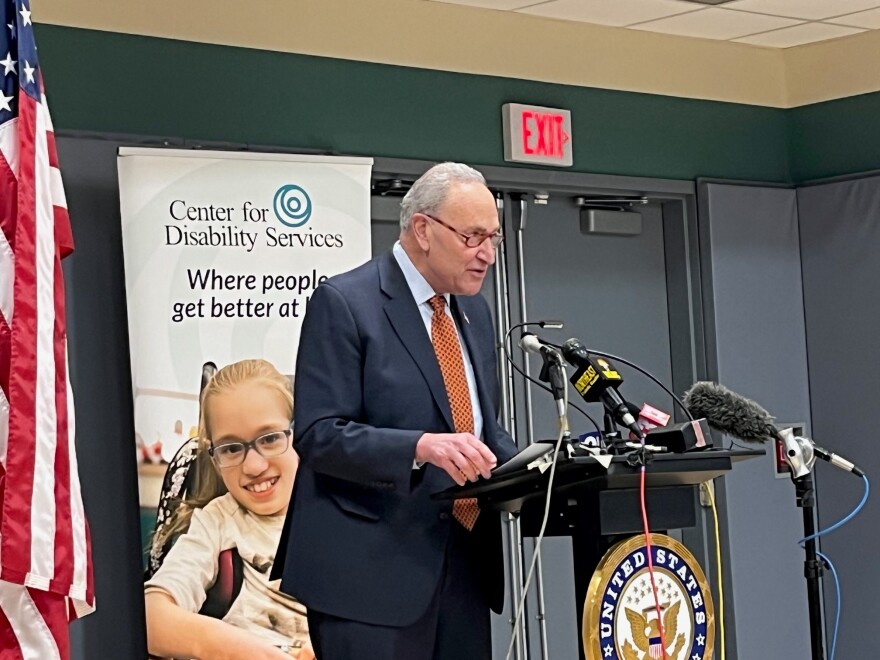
[779,428,864,478]
[519,333,568,427]
[519,333,552,356]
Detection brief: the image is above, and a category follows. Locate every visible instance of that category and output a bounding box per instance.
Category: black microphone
[561,338,643,440]
[683,381,864,478]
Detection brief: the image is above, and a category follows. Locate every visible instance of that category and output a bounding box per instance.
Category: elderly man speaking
[273,162,518,660]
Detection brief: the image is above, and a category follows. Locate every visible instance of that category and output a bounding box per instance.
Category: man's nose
[477,239,497,264]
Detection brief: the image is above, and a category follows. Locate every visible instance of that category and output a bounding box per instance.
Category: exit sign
[502,103,572,167]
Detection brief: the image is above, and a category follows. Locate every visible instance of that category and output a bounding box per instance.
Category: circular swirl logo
[273,185,312,227]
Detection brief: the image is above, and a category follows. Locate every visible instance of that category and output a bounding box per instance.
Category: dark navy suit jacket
[272,250,517,627]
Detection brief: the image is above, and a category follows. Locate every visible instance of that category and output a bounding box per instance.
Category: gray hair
[399,162,487,230]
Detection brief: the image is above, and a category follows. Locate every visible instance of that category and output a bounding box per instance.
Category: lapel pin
[463,310,470,324]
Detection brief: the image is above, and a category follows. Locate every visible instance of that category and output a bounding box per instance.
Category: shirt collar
[392,241,449,307]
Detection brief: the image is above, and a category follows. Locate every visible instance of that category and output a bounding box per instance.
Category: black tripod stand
[782,424,868,660]
[793,471,826,660]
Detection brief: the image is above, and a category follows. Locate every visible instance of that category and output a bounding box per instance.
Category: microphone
[681,381,779,442]
[775,428,865,479]
[561,338,643,440]
[683,381,864,478]
[519,332,559,358]
[520,333,568,427]
[812,446,863,477]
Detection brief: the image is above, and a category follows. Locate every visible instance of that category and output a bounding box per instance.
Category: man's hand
[415,433,497,485]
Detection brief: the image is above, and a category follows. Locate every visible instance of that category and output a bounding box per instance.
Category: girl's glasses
[208,429,292,468]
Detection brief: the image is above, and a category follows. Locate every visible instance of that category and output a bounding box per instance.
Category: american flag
[0,1,94,657]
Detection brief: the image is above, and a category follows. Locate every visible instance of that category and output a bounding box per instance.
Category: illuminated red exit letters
[521,111,568,159]
[502,103,573,167]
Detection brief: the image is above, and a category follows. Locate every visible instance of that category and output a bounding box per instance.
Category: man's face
[415,182,500,296]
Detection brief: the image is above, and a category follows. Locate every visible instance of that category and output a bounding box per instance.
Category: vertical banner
[116,147,372,523]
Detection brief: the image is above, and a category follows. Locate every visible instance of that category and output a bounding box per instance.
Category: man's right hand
[415,433,497,485]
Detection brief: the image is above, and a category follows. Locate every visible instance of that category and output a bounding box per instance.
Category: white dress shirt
[392,241,484,441]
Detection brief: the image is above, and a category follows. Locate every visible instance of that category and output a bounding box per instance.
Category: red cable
[640,462,668,660]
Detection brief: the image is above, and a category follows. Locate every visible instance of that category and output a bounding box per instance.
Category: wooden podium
[438,447,763,660]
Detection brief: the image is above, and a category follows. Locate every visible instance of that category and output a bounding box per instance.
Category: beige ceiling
[433,0,880,47]
[32,0,880,108]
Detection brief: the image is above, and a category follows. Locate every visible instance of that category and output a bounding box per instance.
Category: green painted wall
[788,92,880,182]
[37,25,792,183]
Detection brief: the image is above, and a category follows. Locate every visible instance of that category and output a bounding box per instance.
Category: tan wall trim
[33,0,879,108]
[785,29,880,107]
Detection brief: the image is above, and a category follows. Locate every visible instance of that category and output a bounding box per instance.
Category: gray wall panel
[797,177,879,658]
[516,197,675,660]
[521,200,674,415]
[701,183,812,659]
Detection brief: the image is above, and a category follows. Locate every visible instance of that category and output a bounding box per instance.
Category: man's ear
[410,213,431,250]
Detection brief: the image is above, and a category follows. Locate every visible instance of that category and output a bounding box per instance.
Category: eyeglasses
[208,429,292,468]
[422,213,504,248]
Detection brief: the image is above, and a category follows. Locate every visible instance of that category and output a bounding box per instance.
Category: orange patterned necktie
[429,295,480,531]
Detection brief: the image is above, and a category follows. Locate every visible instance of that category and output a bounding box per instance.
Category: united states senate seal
[583,534,715,660]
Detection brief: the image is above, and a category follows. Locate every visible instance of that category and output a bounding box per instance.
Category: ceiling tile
[632,7,802,39]
[427,0,537,10]
[516,0,699,28]
[729,0,880,21]
[826,7,880,28]
[734,21,865,46]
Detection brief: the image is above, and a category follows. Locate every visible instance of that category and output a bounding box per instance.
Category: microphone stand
[538,350,573,452]
[602,412,623,455]
[794,473,826,660]
[780,428,826,660]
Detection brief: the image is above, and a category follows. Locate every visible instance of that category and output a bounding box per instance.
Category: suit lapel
[379,252,456,432]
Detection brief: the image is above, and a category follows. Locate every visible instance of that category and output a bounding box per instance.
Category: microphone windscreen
[519,333,543,355]
[682,381,779,443]
[561,337,586,357]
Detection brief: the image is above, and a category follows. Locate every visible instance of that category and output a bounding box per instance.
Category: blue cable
[797,474,870,660]
[800,474,870,544]
[816,550,840,660]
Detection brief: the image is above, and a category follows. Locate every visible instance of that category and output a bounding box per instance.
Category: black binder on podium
[437,447,763,660]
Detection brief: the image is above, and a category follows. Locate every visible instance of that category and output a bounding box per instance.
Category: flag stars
[0,91,13,112]
[23,60,35,84]
[1,52,15,76]
[7,21,15,38]
[19,4,32,27]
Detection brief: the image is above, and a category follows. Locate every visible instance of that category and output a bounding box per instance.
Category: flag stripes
[0,1,95,655]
